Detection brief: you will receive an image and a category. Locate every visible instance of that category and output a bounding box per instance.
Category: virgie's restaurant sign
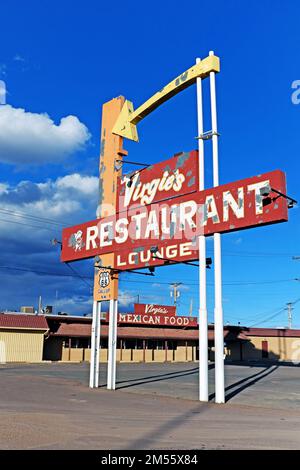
[117,150,198,212]
[61,162,288,269]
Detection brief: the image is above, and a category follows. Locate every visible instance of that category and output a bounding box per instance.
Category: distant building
[0,313,48,362]
[20,306,35,314]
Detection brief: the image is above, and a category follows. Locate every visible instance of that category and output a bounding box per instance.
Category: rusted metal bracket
[196,130,220,140]
[112,54,220,142]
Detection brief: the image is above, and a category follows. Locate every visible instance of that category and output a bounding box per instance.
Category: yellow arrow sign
[112,54,220,142]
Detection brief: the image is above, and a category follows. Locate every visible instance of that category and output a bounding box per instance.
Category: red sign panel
[61,169,288,268]
[115,312,197,327]
[134,303,176,316]
[117,150,198,213]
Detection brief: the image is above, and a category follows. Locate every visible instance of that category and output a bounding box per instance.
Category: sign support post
[89,300,101,388]
[209,50,225,404]
[90,97,126,390]
[196,58,208,402]
[107,299,118,390]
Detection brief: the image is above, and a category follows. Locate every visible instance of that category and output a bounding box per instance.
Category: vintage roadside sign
[61,169,288,269]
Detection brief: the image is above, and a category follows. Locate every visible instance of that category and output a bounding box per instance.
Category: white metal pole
[107,299,118,390]
[94,301,101,388]
[209,50,225,404]
[89,300,98,388]
[113,299,118,388]
[196,57,208,402]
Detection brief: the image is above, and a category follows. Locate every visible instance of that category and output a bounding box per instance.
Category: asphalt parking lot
[1,362,300,449]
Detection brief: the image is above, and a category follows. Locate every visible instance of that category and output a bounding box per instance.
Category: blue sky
[0,0,299,327]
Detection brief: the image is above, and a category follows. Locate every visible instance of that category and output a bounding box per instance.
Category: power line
[0,264,297,288]
[64,263,93,289]
[249,296,300,327]
[249,308,286,327]
[120,277,294,287]
[0,207,67,226]
[0,265,92,279]
[0,217,57,232]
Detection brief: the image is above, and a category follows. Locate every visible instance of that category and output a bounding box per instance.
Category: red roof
[53,323,247,341]
[244,327,300,338]
[0,314,48,330]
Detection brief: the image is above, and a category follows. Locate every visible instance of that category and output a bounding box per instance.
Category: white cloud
[0,172,99,314]
[13,54,25,62]
[118,290,136,307]
[0,64,7,77]
[0,105,91,165]
[55,295,93,314]
[56,173,98,196]
[0,172,99,229]
[0,183,8,194]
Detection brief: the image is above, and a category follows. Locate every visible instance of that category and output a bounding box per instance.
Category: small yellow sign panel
[93,253,118,301]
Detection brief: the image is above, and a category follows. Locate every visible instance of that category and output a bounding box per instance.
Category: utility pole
[170,283,182,307]
[38,296,42,315]
[285,302,293,329]
[189,298,193,317]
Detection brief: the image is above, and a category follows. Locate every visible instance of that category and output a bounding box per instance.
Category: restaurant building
[43,304,300,365]
[1,304,300,364]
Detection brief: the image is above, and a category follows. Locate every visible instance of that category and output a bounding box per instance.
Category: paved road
[1,362,300,449]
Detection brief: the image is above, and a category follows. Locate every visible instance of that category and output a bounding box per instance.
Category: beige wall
[132,350,144,362]
[0,329,45,363]
[56,345,198,363]
[245,336,300,362]
[145,349,153,362]
[46,336,300,364]
[166,349,174,362]
[175,346,187,362]
[153,350,165,362]
[120,349,131,362]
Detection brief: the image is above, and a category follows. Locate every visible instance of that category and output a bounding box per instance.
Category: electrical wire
[119,277,294,287]
[0,264,297,290]
[0,217,57,231]
[64,263,93,289]
[249,308,286,327]
[0,207,66,226]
